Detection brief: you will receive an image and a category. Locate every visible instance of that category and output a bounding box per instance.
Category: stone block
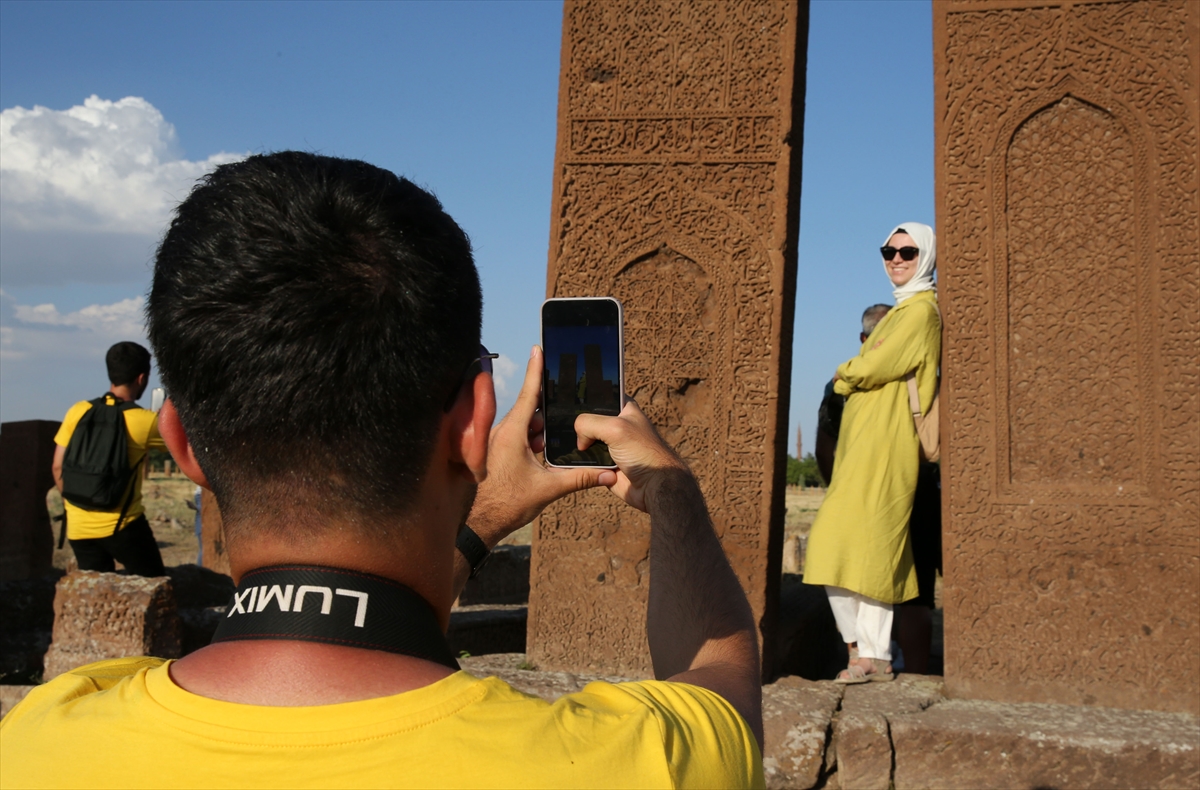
[529,0,808,677]
[934,0,1200,714]
[0,420,59,582]
[0,569,61,681]
[42,571,181,679]
[448,605,527,657]
[0,685,36,718]
[836,711,890,790]
[761,675,842,790]
[458,545,529,606]
[890,699,1200,790]
[834,675,945,790]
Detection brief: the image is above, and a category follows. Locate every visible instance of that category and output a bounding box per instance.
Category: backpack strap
[905,373,922,418]
[111,454,145,536]
[104,394,144,536]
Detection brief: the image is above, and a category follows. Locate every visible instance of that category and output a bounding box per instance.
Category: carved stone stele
[529,0,808,676]
[934,0,1199,713]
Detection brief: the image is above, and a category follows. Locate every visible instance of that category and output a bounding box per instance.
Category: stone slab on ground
[447,606,527,658]
[458,653,632,703]
[891,699,1200,790]
[761,675,842,790]
[457,545,529,606]
[42,571,181,680]
[837,675,945,790]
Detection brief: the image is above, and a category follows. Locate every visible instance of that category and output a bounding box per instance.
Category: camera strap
[211,565,460,670]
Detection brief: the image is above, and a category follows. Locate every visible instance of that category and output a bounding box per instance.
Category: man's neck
[108,384,139,402]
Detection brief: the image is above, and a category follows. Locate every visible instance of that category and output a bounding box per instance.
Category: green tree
[786,453,824,488]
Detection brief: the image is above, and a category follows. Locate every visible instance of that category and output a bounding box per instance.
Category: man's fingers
[537,465,608,501]
[508,345,544,421]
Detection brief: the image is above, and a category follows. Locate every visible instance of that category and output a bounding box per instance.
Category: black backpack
[61,394,143,520]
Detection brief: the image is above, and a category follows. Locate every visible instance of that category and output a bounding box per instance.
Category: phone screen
[541,298,623,468]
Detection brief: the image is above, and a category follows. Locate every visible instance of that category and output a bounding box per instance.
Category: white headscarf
[883,222,936,304]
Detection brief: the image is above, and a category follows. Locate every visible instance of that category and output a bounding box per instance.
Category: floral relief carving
[938,0,1198,713]
[530,0,803,676]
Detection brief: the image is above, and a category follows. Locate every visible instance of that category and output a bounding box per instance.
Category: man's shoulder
[54,400,97,445]
[2,657,165,726]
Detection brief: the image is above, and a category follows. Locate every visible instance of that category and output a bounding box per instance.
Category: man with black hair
[1,152,763,788]
[49,341,166,577]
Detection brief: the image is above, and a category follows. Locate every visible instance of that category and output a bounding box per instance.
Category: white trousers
[825,586,893,661]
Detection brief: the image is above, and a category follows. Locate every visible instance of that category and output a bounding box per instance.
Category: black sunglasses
[442,345,500,412]
[881,246,920,262]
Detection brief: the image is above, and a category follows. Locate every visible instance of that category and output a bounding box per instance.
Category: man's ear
[449,372,497,483]
[158,399,210,489]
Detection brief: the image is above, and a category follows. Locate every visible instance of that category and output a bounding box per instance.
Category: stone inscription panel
[935,0,1199,713]
[529,0,806,676]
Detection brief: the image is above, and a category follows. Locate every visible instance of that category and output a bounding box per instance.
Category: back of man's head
[148,151,482,540]
[861,303,892,338]
[106,341,151,386]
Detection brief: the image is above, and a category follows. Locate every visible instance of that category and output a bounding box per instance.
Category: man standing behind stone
[1,152,763,788]
[50,341,166,577]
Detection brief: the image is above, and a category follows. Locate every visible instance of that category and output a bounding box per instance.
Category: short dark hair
[148,152,481,536]
[106,341,151,386]
[861,304,892,337]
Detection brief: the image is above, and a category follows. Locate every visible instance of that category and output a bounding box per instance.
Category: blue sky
[0,0,934,463]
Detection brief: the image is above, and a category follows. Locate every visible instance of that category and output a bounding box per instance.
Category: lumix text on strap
[212,565,460,670]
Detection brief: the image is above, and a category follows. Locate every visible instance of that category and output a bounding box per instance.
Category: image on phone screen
[541,298,623,468]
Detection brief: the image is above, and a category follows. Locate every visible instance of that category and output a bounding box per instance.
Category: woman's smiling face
[884,231,918,287]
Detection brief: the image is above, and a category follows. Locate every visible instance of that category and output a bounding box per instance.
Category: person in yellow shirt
[1,152,764,789]
[51,341,166,577]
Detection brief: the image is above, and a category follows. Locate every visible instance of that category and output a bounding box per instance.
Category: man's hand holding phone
[465,346,613,546]
[574,401,690,514]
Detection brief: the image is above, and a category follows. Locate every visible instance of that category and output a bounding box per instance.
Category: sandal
[866,658,895,683]
[834,664,869,685]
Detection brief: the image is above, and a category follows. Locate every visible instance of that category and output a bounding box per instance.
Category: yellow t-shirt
[55,399,165,540]
[0,658,764,789]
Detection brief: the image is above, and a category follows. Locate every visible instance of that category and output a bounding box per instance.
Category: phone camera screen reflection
[542,302,622,467]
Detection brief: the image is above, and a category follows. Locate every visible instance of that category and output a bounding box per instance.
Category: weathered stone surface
[890,699,1200,790]
[447,605,527,657]
[835,676,945,790]
[457,545,529,606]
[836,711,889,790]
[42,571,181,679]
[0,685,36,718]
[458,652,632,703]
[761,675,842,790]
[0,420,59,582]
[934,0,1200,713]
[530,0,808,677]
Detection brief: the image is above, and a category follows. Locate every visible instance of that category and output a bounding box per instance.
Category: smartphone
[541,297,624,468]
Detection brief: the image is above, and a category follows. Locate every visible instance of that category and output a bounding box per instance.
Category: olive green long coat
[804,291,941,604]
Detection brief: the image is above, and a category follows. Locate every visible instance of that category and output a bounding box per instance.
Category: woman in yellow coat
[804,222,941,683]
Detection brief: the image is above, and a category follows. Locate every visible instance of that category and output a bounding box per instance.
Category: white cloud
[0,95,245,285]
[0,289,145,362]
[491,353,519,398]
[1,95,242,234]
